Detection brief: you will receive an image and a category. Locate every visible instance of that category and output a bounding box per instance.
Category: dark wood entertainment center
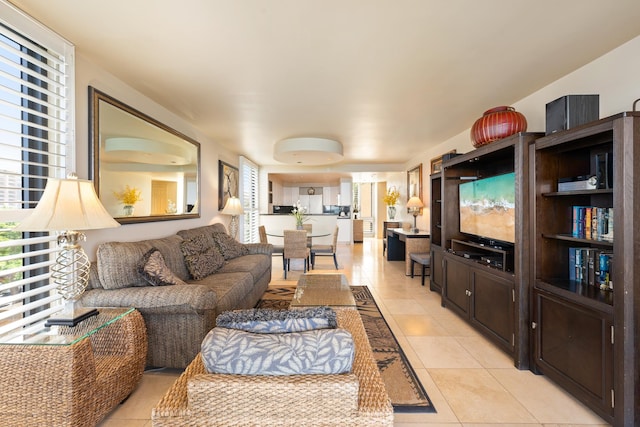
[429,114,640,426]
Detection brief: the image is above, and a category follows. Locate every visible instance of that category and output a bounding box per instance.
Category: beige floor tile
[455,336,514,369]
[489,369,610,425]
[429,368,537,424]
[383,298,430,315]
[394,314,450,336]
[408,336,483,369]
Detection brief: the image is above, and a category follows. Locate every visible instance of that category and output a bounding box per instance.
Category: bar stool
[409,252,431,286]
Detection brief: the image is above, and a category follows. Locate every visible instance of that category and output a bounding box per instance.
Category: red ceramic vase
[470,106,527,148]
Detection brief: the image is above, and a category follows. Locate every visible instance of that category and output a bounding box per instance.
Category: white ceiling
[9,0,640,172]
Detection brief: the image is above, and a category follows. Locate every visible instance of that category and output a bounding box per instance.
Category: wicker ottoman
[152,308,393,426]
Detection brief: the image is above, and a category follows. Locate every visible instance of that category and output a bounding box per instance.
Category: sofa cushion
[216,307,337,333]
[201,327,355,375]
[192,271,254,314]
[138,248,188,287]
[97,235,188,290]
[213,232,249,260]
[217,253,270,282]
[180,235,225,280]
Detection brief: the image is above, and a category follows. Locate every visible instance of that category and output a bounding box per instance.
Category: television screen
[459,172,515,244]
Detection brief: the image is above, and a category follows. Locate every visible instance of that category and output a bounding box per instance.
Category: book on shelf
[571,206,613,241]
[568,247,613,290]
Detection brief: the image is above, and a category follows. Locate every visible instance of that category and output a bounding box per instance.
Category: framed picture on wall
[407,164,422,213]
[218,160,239,210]
[430,149,457,174]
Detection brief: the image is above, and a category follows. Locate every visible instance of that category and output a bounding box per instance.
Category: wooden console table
[386,228,430,275]
[0,308,147,427]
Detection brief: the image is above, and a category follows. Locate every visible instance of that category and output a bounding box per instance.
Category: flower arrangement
[290,200,308,227]
[382,188,400,206]
[113,185,142,206]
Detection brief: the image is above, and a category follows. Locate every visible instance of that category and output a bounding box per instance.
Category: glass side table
[291,273,356,307]
[0,307,147,426]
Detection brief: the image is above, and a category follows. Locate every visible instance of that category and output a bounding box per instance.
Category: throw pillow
[216,307,337,333]
[137,247,188,286]
[180,235,226,280]
[201,327,355,375]
[213,232,249,260]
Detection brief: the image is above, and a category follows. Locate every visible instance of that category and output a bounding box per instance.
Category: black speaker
[591,148,613,189]
[545,95,599,135]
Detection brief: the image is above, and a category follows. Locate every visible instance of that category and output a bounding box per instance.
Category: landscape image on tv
[459,172,515,244]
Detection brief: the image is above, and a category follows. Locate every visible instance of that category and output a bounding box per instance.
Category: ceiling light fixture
[274,137,343,165]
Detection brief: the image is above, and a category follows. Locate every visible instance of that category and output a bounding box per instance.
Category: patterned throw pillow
[216,307,337,333]
[137,248,188,286]
[213,232,249,260]
[180,235,226,280]
[201,327,355,375]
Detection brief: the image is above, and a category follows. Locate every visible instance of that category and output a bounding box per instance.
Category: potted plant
[290,200,308,228]
[113,185,142,216]
[383,188,400,220]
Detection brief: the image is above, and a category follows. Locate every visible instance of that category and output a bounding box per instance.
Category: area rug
[256,285,435,413]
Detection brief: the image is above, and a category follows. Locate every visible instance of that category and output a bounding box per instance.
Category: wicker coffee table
[290,273,356,307]
[0,307,147,427]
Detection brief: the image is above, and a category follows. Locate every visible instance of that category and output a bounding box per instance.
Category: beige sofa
[79,223,272,369]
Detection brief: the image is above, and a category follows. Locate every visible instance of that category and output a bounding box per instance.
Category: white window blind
[0,1,75,338]
[239,156,259,243]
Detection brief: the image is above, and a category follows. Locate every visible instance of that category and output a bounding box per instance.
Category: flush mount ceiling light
[274,137,343,165]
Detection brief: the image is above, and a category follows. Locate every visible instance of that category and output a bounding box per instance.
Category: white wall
[76,55,238,259]
[409,35,640,232]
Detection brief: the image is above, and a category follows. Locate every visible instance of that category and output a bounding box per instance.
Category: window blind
[239,156,259,243]
[0,2,75,338]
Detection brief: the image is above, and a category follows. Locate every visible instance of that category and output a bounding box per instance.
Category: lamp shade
[221,196,244,216]
[407,196,424,209]
[15,175,120,231]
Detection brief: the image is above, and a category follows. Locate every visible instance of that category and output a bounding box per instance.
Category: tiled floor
[99,238,611,427]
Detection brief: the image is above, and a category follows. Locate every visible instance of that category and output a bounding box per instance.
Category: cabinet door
[533,289,614,418]
[443,256,470,316]
[470,269,514,351]
[430,246,444,293]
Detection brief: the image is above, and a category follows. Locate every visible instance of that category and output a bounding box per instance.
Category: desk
[0,308,146,426]
[386,228,430,275]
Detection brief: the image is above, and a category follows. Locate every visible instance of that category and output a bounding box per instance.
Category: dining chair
[302,223,313,247]
[258,225,284,257]
[310,226,339,269]
[283,229,311,279]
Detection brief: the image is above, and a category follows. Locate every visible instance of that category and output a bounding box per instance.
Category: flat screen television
[458,172,515,245]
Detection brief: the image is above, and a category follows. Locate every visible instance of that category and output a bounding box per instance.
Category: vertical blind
[239,156,259,243]
[0,2,75,338]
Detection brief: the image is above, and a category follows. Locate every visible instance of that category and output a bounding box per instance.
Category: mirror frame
[89,86,201,224]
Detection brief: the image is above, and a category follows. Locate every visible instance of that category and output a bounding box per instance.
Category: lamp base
[45,307,99,327]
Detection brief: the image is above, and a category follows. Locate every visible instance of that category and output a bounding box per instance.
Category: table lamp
[14,174,120,324]
[222,196,244,239]
[407,196,424,233]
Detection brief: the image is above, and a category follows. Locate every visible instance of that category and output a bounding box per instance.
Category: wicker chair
[283,229,311,279]
[152,308,393,426]
[302,223,313,247]
[311,226,339,269]
[259,225,284,256]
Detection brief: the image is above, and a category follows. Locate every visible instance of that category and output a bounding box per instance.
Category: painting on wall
[430,149,457,174]
[218,160,239,210]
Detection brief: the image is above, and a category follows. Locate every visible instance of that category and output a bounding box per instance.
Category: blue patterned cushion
[216,307,337,333]
[201,327,354,375]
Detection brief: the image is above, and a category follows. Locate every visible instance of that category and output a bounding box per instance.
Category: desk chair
[283,230,311,279]
[410,252,431,286]
[311,226,339,269]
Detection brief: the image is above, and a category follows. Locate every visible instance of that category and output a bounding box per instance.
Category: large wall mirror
[89,87,201,224]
